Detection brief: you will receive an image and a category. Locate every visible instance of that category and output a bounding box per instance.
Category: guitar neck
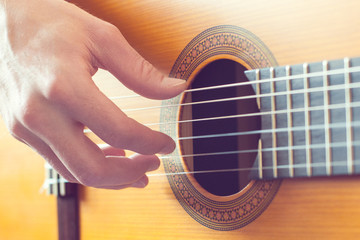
[44,164,79,240]
[245,57,360,180]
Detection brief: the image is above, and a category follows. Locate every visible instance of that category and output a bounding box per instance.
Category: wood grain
[0,120,57,240]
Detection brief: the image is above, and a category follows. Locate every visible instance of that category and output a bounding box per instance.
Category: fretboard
[245,57,360,180]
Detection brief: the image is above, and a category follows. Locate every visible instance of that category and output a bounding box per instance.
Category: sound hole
[179,59,260,196]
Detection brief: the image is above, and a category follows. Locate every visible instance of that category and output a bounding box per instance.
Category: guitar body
[1,0,360,239]
[74,1,360,239]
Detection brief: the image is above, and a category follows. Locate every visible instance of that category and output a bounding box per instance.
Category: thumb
[90,23,186,99]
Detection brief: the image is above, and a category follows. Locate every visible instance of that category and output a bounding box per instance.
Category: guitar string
[42,157,360,186]
[108,65,360,101]
[119,80,358,113]
[83,100,360,137]
[158,140,360,160]
[147,159,360,178]
[175,120,360,142]
[43,152,360,186]
[145,101,360,127]
[48,120,360,164]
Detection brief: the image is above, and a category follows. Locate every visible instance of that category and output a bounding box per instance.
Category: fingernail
[148,157,161,172]
[132,178,148,188]
[132,181,145,188]
[159,141,176,154]
[165,77,187,88]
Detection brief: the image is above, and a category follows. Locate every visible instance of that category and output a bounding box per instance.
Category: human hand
[0,0,186,189]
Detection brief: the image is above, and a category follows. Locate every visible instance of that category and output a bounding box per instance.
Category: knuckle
[45,78,72,104]
[103,23,121,39]
[93,22,120,43]
[105,23,121,37]
[20,101,43,130]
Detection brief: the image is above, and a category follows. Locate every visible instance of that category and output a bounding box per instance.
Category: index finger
[61,76,176,155]
[89,21,186,99]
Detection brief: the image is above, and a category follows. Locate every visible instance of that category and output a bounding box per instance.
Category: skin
[0,0,186,189]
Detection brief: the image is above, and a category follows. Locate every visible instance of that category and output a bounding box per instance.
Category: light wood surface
[0,120,57,240]
[1,0,360,239]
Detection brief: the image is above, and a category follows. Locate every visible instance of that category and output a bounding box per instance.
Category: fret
[289,64,307,178]
[322,61,332,176]
[344,57,354,174]
[303,63,312,177]
[285,66,294,177]
[270,67,278,178]
[255,69,263,179]
[247,67,276,179]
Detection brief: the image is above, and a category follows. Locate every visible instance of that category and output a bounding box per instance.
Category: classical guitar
[1,0,360,239]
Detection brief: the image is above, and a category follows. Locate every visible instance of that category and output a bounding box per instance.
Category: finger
[25,103,161,188]
[14,122,147,190]
[58,75,175,155]
[129,153,160,172]
[81,153,160,188]
[65,143,160,188]
[131,175,149,188]
[90,22,186,99]
[99,145,154,191]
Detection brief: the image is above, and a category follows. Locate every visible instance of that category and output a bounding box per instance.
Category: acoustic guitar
[1,0,360,239]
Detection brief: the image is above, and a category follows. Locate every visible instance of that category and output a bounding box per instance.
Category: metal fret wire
[322,61,332,176]
[269,68,278,178]
[286,65,294,177]
[255,69,263,179]
[303,63,312,177]
[344,58,354,174]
